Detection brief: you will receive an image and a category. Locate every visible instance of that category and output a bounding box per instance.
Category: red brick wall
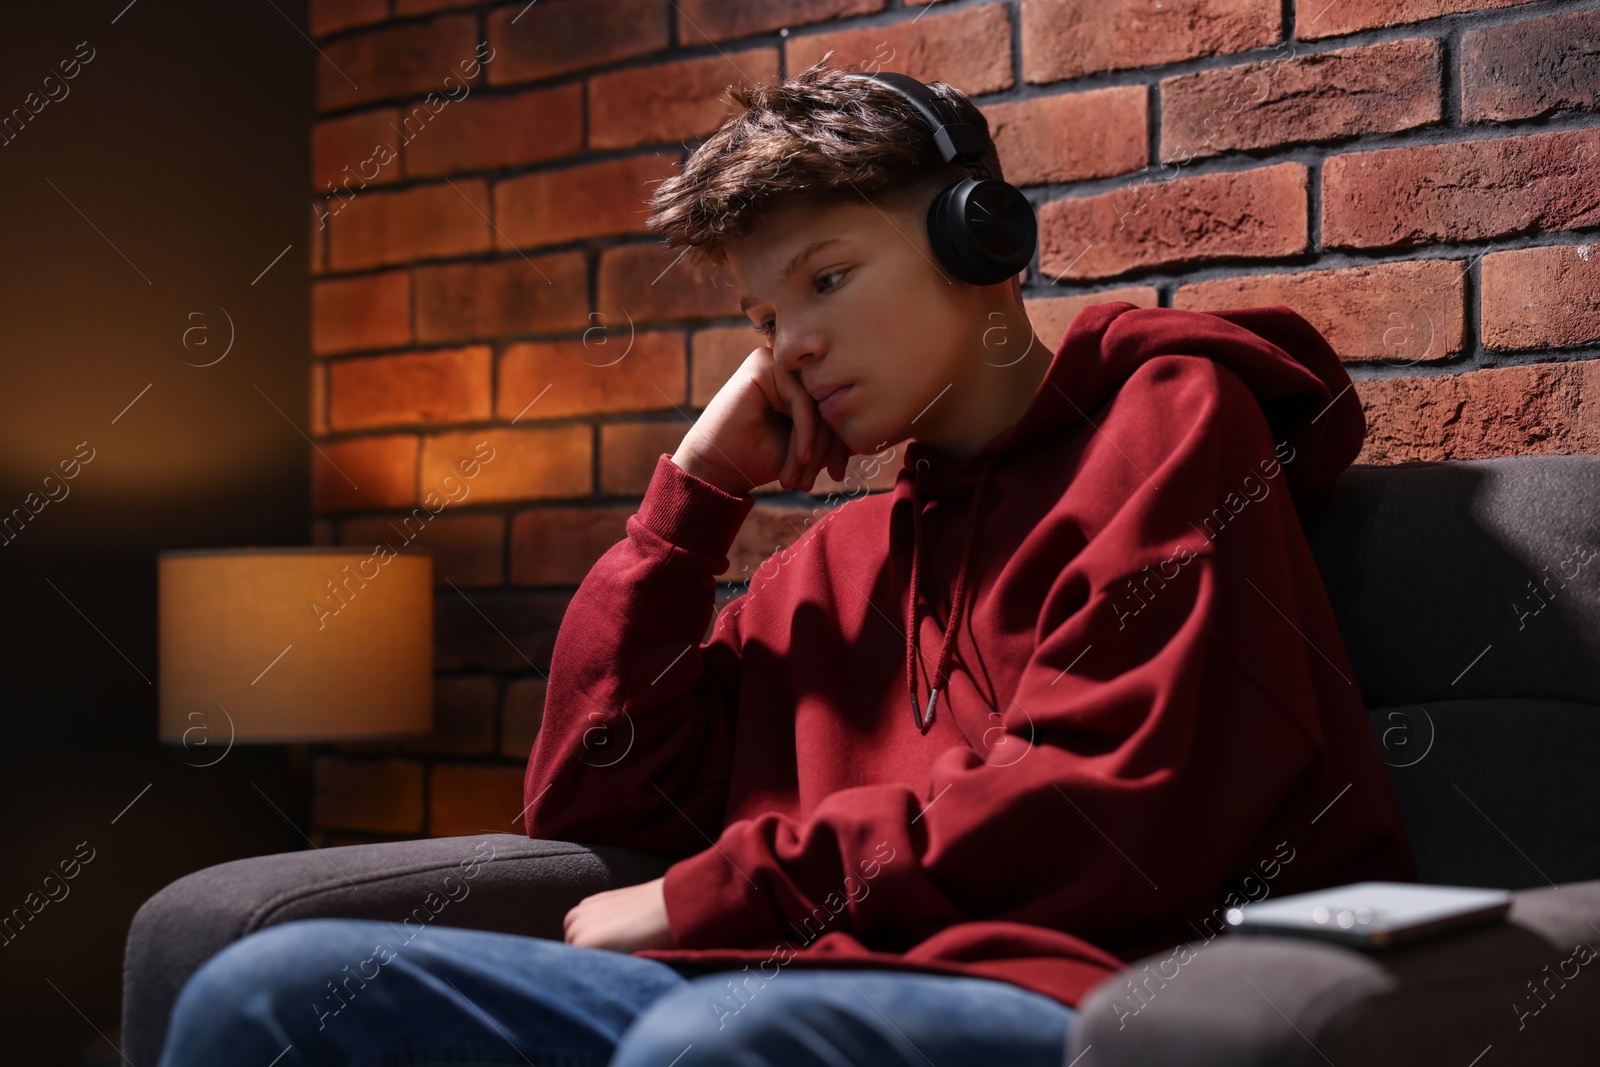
[303,0,1600,844]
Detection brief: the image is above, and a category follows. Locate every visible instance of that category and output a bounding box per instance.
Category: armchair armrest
[121,832,671,1067]
[1067,878,1600,1066]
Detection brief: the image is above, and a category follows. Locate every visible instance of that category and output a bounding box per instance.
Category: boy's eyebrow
[737,237,841,313]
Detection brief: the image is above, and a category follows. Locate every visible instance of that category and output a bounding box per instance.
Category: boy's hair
[644,50,1022,303]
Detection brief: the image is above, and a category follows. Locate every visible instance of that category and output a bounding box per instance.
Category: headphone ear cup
[926,178,1037,287]
[925,182,975,284]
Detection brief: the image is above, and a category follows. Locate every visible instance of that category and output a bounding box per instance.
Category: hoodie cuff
[661,831,776,950]
[636,453,756,562]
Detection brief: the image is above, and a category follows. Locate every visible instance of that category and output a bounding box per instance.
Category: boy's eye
[749,268,849,341]
[815,267,847,293]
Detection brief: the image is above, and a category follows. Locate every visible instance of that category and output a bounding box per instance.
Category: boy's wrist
[671,447,749,497]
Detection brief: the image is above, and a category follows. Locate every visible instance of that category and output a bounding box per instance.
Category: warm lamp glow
[158,548,433,745]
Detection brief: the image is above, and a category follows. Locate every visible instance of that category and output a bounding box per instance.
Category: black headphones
[844,70,1037,287]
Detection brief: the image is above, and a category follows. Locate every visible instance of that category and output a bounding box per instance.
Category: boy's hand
[562,875,676,952]
[672,346,855,497]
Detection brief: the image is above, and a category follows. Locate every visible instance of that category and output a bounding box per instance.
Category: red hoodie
[522,300,1416,1010]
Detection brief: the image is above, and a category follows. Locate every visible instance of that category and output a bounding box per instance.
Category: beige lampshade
[158,548,433,744]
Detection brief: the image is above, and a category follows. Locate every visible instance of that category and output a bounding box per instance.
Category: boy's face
[726,191,1019,458]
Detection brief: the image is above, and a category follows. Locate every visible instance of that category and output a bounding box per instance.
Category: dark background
[0,2,311,1063]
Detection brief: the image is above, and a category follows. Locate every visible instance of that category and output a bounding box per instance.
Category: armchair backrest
[1304,455,1600,890]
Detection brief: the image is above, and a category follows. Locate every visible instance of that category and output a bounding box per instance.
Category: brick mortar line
[1354,344,1600,381]
[1018,232,1600,299]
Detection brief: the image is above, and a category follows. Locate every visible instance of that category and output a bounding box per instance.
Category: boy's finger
[789,378,814,466]
[827,436,850,483]
[802,418,828,490]
[800,441,827,493]
[777,415,796,492]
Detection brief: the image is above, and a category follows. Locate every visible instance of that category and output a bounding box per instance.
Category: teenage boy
[154,56,1415,1067]
[528,48,1413,1040]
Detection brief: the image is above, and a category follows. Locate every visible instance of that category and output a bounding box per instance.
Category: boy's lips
[817,384,854,420]
[808,381,851,404]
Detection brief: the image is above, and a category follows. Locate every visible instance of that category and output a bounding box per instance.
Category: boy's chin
[826,404,915,463]
[833,418,892,460]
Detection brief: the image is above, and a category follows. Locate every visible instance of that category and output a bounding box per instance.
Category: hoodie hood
[895,300,1367,734]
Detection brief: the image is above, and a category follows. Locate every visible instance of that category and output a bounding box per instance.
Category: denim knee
[611,968,875,1067]
[609,967,1077,1067]
[158,918,386,1067]
[608,972,747,1067]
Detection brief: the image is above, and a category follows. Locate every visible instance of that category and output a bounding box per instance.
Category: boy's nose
[771,334,824,374]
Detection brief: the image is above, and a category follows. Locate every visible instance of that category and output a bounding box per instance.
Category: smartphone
[1223,881,1513,948]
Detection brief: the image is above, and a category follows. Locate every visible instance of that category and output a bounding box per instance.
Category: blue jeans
[156,917,1079,1067]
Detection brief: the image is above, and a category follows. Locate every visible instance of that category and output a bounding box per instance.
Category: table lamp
[158,547,434,835]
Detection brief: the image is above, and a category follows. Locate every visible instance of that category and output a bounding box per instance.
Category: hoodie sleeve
[658,355,1351,952]
[521,452,756,862]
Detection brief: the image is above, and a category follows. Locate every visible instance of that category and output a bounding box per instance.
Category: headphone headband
[845,71,991,176]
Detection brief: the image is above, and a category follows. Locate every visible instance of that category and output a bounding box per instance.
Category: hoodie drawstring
[906,453,998,733]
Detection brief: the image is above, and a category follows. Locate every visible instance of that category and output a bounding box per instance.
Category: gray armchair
[1072,453,1600,1064]
[122,454,1600,1067]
